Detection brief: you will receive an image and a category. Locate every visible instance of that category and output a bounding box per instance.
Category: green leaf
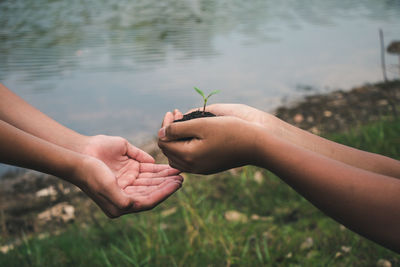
[194,87,205,99]
[206,90,220,99]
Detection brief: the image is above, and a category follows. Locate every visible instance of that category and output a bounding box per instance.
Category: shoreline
[274,80,399,134]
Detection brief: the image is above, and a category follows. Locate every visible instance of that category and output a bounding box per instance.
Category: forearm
[0,120,87,185]
[254,127,400,252]
[0,83,89,153]
[263,113,400,178]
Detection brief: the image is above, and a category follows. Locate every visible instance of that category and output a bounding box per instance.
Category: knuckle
[115,136,127,145]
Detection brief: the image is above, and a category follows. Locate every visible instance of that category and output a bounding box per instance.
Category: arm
[0,83,154,171]
[0,82,182,191]
[0,119,183,217]
[0,83,184,216]
[0,83,89,152]
[158,117,400,252]
[177,104,400,178]
[0,119,84,182]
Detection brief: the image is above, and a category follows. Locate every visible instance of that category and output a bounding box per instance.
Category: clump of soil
[174,110,216,122]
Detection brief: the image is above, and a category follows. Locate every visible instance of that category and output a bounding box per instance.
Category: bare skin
[158,104,400,253]
[0,83,183,217]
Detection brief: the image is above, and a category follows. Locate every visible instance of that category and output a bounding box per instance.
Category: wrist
[48,130,91,155]
[79,135,104,157]
[249,124,273,168]
[68,154,97,188]
[69,133,91,154]
[238,121,269,167]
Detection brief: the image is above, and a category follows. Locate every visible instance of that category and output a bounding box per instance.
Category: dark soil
[173,110,216,122]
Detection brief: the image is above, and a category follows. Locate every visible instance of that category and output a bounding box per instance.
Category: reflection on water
[0,0,400,150]
[2,0,400,80]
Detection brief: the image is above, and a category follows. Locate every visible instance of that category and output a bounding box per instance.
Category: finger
[127,144,155,163]
[158,119,206,142]
[96,179,136,217]
[159,138,199,161]
[132,180,183,211]
[166,154,192,173]
[124,186,145,194]
[139,163,180,173]
[124,178,182,196]
[162,111,174,128]
[158,146,191,172]
[117,176,137,189]
[131,175,183,186]
[138,168,181,178]
[126,185,156,194]
[173,109,183,120]
[124,178,182,195]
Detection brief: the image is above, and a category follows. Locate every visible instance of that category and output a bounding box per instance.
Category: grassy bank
[1,117,399,266]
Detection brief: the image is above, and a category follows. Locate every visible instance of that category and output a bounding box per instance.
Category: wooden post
[379,29,388,82]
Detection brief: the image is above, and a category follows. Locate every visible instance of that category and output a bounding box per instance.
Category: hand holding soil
[159,115,262,174]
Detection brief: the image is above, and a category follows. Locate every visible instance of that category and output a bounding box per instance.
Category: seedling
[194,87,220,114]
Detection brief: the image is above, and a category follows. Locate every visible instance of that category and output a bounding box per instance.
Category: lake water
[1,0,400,173]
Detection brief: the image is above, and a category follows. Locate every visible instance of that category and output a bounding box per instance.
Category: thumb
[158,120,202,142]
[127,143,155,163]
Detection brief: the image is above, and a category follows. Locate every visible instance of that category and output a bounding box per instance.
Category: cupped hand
[158,116,264,174]
[78,135,183,217]
[82,135,181,188]
[77,156,183,218]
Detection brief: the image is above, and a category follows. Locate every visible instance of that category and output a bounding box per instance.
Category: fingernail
[158,127,166,138]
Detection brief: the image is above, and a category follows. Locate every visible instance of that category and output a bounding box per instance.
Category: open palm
[81,135,183,216]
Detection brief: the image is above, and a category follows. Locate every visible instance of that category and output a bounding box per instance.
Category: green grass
[1,118,400,266]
